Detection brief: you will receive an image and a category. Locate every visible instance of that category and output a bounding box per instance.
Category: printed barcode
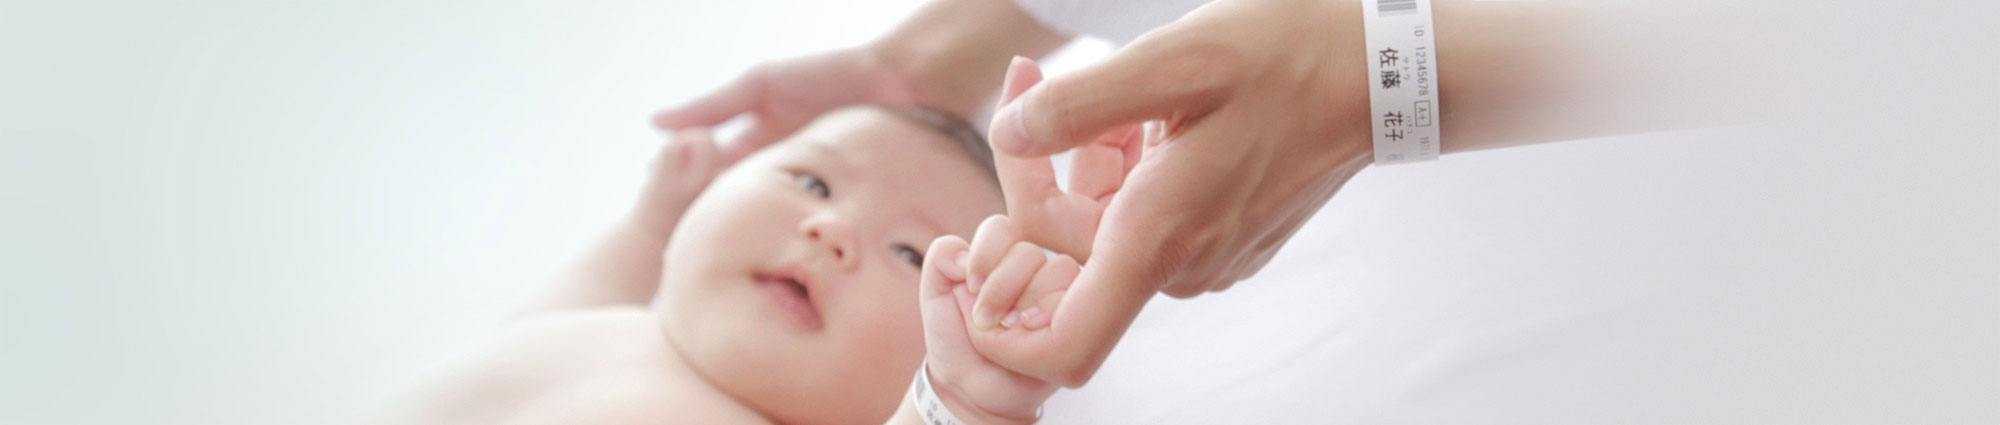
[1378,0,1416,16]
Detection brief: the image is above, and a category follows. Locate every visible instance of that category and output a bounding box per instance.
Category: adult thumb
[988,41,1236,157]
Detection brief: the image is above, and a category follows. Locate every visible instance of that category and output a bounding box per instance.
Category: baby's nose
[800,213,859,269]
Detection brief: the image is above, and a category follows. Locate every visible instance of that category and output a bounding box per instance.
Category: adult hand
[971,0,1858,390]
[650,47,921,163]
[652,0,1068,163]
[973,0,1378,387]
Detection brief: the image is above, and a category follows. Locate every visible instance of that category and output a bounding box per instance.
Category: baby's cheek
[824,282,928,403]
[842,282,928,359]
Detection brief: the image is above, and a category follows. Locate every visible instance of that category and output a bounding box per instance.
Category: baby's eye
[794,172,830,199]
[892,244,924,269]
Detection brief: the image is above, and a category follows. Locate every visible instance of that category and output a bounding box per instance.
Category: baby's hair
[873,105,997,183]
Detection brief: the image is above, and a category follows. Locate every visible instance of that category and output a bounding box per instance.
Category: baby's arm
[513,129,723,317]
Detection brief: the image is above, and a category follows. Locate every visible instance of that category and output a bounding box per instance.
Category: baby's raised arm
[512,129,723,317]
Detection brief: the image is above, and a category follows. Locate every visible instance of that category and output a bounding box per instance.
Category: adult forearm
[871,0,1072,117]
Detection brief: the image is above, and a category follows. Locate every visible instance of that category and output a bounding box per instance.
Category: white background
[2,1,1995,424]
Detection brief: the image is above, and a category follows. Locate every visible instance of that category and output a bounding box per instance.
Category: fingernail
[955,251,969,271]
[973,305,998,330]
[1000,310,1021,328]
[992,102,1031,155]
[1020,306,1043,323]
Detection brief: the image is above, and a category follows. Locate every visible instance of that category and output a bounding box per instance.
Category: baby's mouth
[753,270,823,330]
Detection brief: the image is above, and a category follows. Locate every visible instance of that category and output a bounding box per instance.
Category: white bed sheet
[1039,122,1999,424]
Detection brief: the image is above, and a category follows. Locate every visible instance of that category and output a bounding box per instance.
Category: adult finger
[717,118,798,165]
[990,58,1063,221]
[989,58,1117,261]
[1017,115,1251,387]
[651,68,764,130]
[988,37,1239,157]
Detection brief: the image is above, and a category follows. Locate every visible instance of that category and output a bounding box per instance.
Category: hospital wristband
[911,361,970,425]
[1359,0,1442,164]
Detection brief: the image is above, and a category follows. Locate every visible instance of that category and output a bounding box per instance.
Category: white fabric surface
[1011,0,1211,43]
[1038,121,2000,424]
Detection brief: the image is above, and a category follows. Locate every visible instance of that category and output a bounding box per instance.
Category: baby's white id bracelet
[912,361,970,425]
[1361,0,1443,164]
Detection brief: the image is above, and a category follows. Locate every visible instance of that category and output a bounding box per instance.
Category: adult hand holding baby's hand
[913,216,1081,425]
[907,67,1122,414]
[970,0,1379,388]
[955,58,1150,388]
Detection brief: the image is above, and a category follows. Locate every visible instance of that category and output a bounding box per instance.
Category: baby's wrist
[915,362,1040,425]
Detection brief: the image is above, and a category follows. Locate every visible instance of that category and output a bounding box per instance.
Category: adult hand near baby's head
[651,47,923,164]
[973,0,1379,388]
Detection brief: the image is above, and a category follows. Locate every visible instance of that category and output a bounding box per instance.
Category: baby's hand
[915,231,1063,424]
[965,215,1078,332]
[631,128,725,237]
[954,57,1155,388]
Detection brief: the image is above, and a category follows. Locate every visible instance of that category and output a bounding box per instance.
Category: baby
[380,104,1086,425]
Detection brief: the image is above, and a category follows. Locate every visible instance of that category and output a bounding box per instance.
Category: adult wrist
[1319,0,1383,165]
[862,37,953,111]
[870,0,1069,117]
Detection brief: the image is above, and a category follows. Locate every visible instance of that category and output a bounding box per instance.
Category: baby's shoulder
[385,308,769,425]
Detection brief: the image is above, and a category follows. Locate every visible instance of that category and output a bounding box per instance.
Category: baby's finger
[918,236,972,350]
[917,237,1007,395]
[1015,253,1079,330]
[972,241,1045,331]
[678,128,724,178]
[634,128,723,235]
[965,215,1023,293]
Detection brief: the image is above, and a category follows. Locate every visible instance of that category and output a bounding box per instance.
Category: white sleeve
[1011,0,1213,44]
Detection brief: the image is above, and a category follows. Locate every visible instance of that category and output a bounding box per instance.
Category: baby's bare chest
[427,310,770,425]
[501,366,764,425]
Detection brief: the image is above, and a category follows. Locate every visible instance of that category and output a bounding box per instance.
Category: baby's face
[656,107,1001,425]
